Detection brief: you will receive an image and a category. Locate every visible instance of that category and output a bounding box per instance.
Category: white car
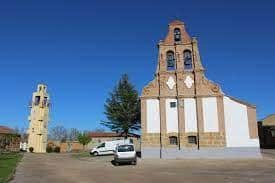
[114,144,137,165]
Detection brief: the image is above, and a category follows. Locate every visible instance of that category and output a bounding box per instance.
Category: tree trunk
[124,130,128,139]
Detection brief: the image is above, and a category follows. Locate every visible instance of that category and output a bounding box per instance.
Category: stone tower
[141,20,259,158]
[27,84,50,153]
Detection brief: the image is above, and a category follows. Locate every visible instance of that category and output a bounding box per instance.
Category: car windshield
[117,145,134,152]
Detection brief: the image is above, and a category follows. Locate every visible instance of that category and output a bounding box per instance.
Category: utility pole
[158,52,163,158]
[174,43,181,150]
[191,40,200,150]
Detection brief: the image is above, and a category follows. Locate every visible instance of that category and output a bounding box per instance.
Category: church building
[27,84,50,153]
[140,20,260,158]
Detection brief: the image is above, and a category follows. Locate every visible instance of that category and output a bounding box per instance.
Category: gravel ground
[10,149,275,183]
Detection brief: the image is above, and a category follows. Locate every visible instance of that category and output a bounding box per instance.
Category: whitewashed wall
[166,99,178,133]
[184,98,197,132]
[202,97,219,132]
[223,97,259,147]
[146,99,160,133]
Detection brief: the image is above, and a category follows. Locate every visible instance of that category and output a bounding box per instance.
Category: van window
[97,143,105,148]
[117,145,134,152]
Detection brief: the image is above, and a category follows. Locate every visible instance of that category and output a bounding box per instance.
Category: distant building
[258,114,275,148]
[0,125,20,152]
[58,132,141,153]
[89,132,140,143]
[27,84,50,153]
[140,20,260,158]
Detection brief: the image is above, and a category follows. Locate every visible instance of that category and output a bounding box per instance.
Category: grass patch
[0,153,23,183]
[71,152,92,159]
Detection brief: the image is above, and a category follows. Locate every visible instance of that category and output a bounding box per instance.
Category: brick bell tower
[141,20,225,158]
[27,84,50,153]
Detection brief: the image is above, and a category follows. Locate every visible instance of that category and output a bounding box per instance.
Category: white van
[90,139,131,156]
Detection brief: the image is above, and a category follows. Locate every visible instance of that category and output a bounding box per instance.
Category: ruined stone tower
[27,84,50,153]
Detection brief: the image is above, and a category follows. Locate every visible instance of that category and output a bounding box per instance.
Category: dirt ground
[10,150,275,183]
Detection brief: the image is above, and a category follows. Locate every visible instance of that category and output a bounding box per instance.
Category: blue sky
[0,0,274,131]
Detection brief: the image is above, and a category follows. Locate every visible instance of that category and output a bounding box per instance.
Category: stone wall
[142,132,225,149]
[0,134,20,152]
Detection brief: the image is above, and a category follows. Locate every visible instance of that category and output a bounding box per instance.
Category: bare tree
[49,125,67,141]
[67,128,80,141]
[14,126,20,134]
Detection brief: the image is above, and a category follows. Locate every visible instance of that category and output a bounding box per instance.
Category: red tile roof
[0,126,15,134]
[88,132,140,138]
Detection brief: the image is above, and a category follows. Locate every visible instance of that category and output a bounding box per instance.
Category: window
[170,102,176,108]
[43,97,47,107]
[169,136,178,145]
[174,28,181,42]
[188,136,197,144]
[271,130,275,137]
[34,96,40,105]
[117,145,134,152]
[184,50,193,70]
[167,51,175,71]
[97,143,105,148]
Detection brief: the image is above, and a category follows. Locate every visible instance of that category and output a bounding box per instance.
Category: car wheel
[93,152,99,156]
[115,161,119,166]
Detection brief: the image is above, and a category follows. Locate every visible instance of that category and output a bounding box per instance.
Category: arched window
[34,96,40,105]
[184,50,193,70]
[42,97,48,107]
[169,136,178,145]
[174,28,181,42]
[166,51,175,71]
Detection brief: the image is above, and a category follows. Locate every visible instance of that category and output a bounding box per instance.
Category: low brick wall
[0,134,20,152]
[60,142,84,153]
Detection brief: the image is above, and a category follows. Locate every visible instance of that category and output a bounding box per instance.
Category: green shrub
[54,146,60,153]
[29,147,34,153]
[46,146,53,153]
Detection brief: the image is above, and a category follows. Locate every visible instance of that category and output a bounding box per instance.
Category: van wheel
[131,160,137,165]
[93,152,99,156]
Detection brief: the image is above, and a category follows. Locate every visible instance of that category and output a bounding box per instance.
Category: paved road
[11,150,275,183]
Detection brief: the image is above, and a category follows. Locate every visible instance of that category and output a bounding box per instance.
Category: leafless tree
[49,125,67,141]
[67,128,80,141]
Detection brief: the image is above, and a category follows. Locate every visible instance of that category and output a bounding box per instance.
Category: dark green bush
[29,147,34,153]
[54,146,60,153]
[46,146,53,153]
